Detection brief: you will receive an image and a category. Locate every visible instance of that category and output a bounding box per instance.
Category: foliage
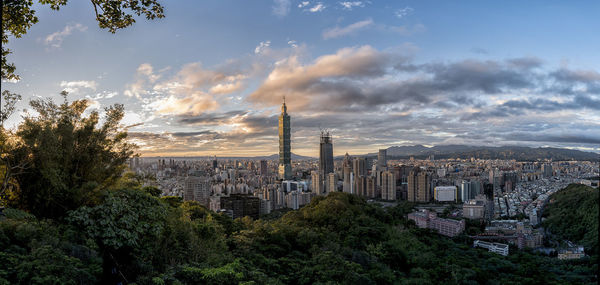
[2,0,165,80]
[542,183,599,255]
[2,94,136,218]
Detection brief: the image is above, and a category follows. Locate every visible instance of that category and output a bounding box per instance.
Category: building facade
[278,99,292,180]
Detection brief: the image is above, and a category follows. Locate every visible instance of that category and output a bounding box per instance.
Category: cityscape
[1,1,599,284]
[131,100,598,259]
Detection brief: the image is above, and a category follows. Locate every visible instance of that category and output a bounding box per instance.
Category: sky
[3,0,600,157]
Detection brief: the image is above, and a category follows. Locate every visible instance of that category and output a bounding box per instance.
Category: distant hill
[362,145,598,161]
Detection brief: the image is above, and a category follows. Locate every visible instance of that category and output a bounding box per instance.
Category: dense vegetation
[1,98,598,284]
[542,183,599,255]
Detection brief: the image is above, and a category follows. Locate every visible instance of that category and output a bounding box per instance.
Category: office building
[220,194,260,219]
[353,157,367,177]
[184,176,211,206]
[381,171,396,200]
[377,149,387,169]
[311,171,323,195]
[260,160,268,176]
[319,131,334,178]
[326,172,337,193]
[407,170,430,202]
[434,186,457,202]
[278,98,292,180]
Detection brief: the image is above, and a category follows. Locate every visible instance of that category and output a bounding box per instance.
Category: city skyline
[3,1,600,157]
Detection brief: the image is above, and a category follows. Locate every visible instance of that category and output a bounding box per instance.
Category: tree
[2,0,165,80]
[3,92,136,218]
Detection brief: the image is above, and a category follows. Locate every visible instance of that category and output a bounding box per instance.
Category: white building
[473,240,509,256]
[434,186,457,202]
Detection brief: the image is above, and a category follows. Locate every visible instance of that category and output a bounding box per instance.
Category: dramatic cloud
[323,19,374,39]
[120,46,600,156]
[149,93,218,116]
[125,63,161,98]
[44,23,87,48]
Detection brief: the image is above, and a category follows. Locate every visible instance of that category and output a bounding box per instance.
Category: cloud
[323,19,374,39]
[209,81,244,94]
[149,93,218,116]
[339,1,364,10]
[60,80,97,93]
[125,63,162,99]
[308,2,326,12]
[395,7,414,18]
[44,23,87,48]
[298,1,310,8]
[272,0,291,17]
[287,40,298,48]
[255,41,271,54]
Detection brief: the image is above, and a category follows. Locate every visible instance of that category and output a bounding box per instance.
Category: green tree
[3,93,136,218]
[2,0,165,80]
[67,189,168,283]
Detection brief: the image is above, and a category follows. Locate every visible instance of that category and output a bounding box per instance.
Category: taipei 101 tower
[278,97,292,180]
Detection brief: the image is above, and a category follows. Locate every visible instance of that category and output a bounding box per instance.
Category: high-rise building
[212,156,218,170]
[542,164,553,178]
[407,170,430,202]
[184,176,211,206]
[319,131,334,179]
[220,194,260,219]
[311,171,323,195]
[353,157,367,178]
[327,172,337,194]
[381,171,396,200]
[366,176,376,198]
[343,165,353,193]
[377,149,387,169]
[278,98,292,180]
[260,160,268,176]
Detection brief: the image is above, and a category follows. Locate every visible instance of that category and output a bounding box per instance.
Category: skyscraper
[407,170,430,202]
[381,171,396,200]
[278,98,291,180]
[260,160,268,176]
[319,131,334,179]
[377,149,387,169]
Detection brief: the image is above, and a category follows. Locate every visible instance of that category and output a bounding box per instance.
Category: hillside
[364,145,599,161]
[542,184,599,255]
[1,191,597,284]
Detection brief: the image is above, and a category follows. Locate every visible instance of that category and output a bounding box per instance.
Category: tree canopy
[1,0,165,80]
[1,93,136,218]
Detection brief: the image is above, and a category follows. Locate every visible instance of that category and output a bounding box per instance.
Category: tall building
[327,172,338,194]
[381,171,396,200]
[377,149,387,169]
[311,171,323,195]
[407,170,430,202]
[353,157,367,178]
[184,176,211,206]
[259,160,268,176]
[542,164,553,178]
[319,131,334,179]
[220,194,260,219]
[212,156,218,170]
[278,98,292,180]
